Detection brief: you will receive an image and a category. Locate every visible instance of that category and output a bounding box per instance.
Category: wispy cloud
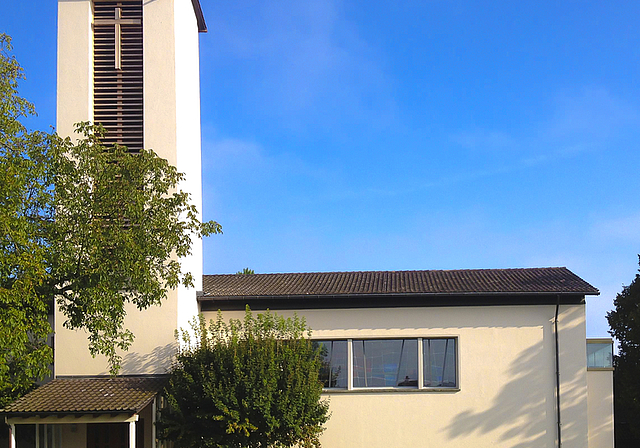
[204,138,270,172]
[207,0,396,131]
[201,136,343,205]
[442,87,640,186]
[450,129,517,151]
[542,87,639,144]
[591,212,640,243]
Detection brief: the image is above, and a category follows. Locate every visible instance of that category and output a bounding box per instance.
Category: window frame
[586,338,614,371]
[314,336,460,393]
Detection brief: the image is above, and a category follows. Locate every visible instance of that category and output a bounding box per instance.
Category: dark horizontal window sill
[322,387,460,394]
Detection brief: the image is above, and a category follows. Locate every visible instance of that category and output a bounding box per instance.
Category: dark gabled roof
[1,377,166,416]
[201,267,599,300]
[191,0,207,32]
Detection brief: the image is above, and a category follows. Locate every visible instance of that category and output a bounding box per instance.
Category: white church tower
[55,0,207,377]
[3,2,206,447]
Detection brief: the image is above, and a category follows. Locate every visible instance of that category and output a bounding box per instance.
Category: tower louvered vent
[93,0,143,152]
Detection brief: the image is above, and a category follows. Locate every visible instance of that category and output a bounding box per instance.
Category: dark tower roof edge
[191,0,207,32]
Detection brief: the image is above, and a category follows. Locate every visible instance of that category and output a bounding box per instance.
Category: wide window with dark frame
[315,338,458,390]
[315,340,348,389]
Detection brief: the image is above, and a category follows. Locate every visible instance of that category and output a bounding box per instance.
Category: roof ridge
[204,267,569,277]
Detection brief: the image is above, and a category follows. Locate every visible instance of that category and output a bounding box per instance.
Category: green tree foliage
[158,308,330,448]
[607,256,640,444]
[236,268,255,275]
[0,34,221,403]
[0,34,54,407]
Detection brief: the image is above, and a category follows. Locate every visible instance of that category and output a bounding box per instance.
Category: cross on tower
[94,7,141,70]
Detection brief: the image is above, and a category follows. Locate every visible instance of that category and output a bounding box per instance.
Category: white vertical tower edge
[174,0,204,337]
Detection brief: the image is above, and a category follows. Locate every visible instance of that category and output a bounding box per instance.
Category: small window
[353,339,418,387]
[587,340,613,369]
[423,338,457,388]
[315,340,348,388]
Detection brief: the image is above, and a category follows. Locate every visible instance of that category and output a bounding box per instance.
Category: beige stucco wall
[55,0,203,375]
[206,304,589,448]
[57,0,93,138]
[54,296,178,375]
[587,369,615,448]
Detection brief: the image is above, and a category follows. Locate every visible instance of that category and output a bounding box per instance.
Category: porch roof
[1,376,166,417]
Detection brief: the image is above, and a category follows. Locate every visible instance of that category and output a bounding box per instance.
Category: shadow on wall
[587,377,613,443]
[443,340,551,447]
[443,311,587,448]
[117,342,178,375]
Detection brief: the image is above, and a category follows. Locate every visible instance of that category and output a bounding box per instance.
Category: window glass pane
[315,340,348,388]
[353,339,418,387]
[423,338,457,387]
[587,342,613,368]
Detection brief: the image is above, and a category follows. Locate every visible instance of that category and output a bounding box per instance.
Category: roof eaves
[199,289,599,302]
[191,0,207,32]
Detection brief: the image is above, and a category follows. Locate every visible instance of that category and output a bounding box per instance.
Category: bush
[158,307,330,448]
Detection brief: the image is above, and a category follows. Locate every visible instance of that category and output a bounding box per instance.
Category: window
[315,340,348,389]
[423,338,456,387]
[314,337,457,390]
[353,339,418,387]
[587,339,613,369]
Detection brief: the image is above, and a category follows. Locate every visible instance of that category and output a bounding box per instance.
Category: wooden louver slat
[93,0,143,152]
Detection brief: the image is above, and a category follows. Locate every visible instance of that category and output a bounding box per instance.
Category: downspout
[555,296,562,448]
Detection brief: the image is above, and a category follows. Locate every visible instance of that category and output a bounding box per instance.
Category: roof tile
[201,267,598,299]
[1,377,166,415]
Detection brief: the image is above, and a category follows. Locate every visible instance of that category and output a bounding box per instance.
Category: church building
[2,1,615,448]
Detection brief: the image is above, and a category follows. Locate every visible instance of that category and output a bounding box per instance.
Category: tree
[0,34,220,404]
[236,268,255,275]
[607,256,640,445]
[1,33,56,407]
[158,308,330,448]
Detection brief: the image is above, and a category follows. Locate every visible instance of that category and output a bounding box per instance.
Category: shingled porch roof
[1,377,166,418]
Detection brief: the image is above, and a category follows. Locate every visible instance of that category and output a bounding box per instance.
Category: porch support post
[35,423,39,448]
[129,420,136,448]
[9,423,16,448]
[152,397,157,448]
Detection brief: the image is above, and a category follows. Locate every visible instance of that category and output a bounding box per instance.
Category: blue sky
[3,0,640,338]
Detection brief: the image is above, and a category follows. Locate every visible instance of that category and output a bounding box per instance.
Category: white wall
[173,0,204,337]
[587,370,615,448]
[206,304,589,448]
